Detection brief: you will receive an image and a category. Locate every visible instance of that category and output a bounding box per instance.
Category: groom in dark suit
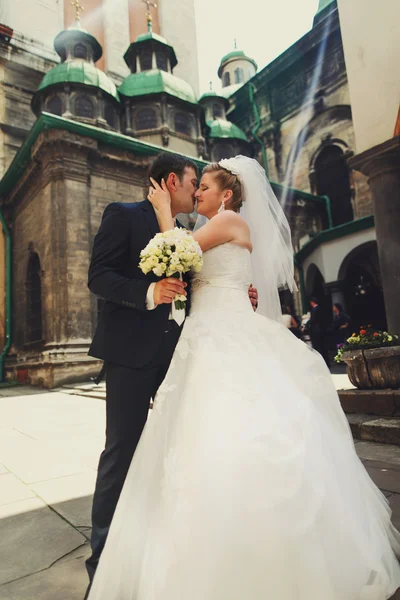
[84,152,199,594]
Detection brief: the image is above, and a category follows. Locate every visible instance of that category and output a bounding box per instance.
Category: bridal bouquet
[139,228,203,309]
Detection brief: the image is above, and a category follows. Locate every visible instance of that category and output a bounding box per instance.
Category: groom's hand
[153,278,187,305]
[248,284,258,312]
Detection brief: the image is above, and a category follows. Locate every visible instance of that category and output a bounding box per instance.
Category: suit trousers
[84,320,182,594]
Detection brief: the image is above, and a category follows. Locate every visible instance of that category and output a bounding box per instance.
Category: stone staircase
[338,388,400,445]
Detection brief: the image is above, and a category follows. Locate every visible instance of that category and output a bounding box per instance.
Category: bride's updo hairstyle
[202,163,243,212]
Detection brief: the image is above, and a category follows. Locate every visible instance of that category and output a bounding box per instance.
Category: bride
[88,156,400,600]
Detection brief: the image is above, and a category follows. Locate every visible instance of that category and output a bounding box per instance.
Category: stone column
[349,136,400,335]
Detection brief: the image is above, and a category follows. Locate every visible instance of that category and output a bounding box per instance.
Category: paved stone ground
[1,378,400,599]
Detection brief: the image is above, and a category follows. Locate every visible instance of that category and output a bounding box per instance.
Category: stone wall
[2,129,152,387]
[0,35,57,178]
[228,9,374,225]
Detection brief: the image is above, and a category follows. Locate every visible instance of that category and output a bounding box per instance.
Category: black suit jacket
[88,200,190,369]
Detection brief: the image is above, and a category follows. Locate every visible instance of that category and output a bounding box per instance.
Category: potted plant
[335,326,400,389]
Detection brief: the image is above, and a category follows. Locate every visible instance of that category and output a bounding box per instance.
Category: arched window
[26,252,42,344]
[223,72,231,87]
[135,107,157,130]
[234,67,244,84]
[75,95,95,119]
[140,50,153,71]
[104,103,116,128]
[46,95,63,116]
[212,103,223,119]
[156,52,167,71]
[174,112,192,136]
[314,145,353,227]
[74,43,87,59]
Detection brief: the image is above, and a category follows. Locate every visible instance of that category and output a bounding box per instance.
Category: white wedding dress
[89,242,400,600]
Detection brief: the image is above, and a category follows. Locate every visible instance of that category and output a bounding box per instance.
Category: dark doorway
[341,242,386,331]
[26,252,43,344]
[315,145,353,227]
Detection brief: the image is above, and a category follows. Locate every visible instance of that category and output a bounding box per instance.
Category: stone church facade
[226,0,382,332]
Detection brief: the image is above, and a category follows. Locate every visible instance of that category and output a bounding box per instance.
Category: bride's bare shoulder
[209,211,252,251]
[210,210,249,231]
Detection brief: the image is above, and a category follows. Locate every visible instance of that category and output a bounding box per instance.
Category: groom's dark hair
[148,152,198,185]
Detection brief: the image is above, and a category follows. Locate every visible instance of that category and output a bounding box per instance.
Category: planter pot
[341,345,400,390]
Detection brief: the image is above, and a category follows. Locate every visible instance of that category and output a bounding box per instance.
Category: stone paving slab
[0,472,36,506]
[31,473,97,528]
[366,464,400,495]
[0,385,50,398]
[355,440,400,464]
[0,497,86,585]
[0,543,90,600]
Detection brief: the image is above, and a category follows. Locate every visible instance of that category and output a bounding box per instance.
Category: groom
[84,151,258,596]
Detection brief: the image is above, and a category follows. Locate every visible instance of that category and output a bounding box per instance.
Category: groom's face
[169,167,198,216]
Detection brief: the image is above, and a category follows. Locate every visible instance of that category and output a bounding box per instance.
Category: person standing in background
[306,297,330,366]
[332,302,352,346]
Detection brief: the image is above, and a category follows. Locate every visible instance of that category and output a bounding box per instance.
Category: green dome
[220,50,246,65]
[135,31,168,44]
[207,118,248,141]
[218,50,257,78]
[54,26,102,63]
[37,61,119,101]
[119,69,196,104]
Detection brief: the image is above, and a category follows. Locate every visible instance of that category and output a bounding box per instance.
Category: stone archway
[313,143,354,227]
[338,241,386,331]
[283,105,353,201]
[305,263,331,326]
[26,250,43,344]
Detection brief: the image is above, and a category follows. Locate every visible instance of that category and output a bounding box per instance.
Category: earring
[218,201,225,213]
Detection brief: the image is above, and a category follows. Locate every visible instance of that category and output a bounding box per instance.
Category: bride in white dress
[88,156,400,600]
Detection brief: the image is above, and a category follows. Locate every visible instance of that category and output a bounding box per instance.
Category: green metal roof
[295,215,375,264]
[199,91,218,99]
[135,32,168,44]
[206,118,248,141]
[199,91,229,107]
[315,0,335,15]
[36,61,119,101]
[313,0,337,25]
[123,33,178,71]
[0,112,327,230]
[0,113,207,199]
[119,69,197,104]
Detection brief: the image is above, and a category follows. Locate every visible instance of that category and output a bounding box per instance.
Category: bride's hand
[147,177,171,215]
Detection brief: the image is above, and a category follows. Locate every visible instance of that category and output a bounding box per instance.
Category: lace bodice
[191,242,252,315]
